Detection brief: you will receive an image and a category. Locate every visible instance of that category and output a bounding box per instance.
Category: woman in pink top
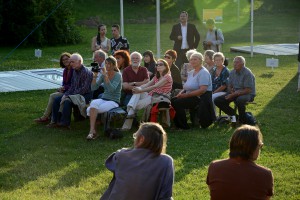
[122,59,173,130]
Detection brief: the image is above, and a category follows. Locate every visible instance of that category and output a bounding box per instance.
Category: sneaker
[230,115,237,127]
[230,115,237,123]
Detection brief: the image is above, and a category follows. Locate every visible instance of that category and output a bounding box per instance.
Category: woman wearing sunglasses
[164,50,183,91]
[122,59,173,130]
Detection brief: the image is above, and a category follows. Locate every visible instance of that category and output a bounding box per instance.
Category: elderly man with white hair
[121,51,150,106]
[49,53,93,129]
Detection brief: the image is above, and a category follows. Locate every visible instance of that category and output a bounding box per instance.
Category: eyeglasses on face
[164,55,171,59]
[155,63,164,67]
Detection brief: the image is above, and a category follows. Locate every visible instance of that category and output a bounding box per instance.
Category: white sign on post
[35,49,42,58]
[266,58,279,68]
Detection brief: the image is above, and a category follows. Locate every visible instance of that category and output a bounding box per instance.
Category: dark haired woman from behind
[100,122,174,200]
[91,24,111,57]
[34,52,73,123]
[207,125,274,200]
[143,50,156,79]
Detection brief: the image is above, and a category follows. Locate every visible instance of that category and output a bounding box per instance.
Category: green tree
[0,0,81,46]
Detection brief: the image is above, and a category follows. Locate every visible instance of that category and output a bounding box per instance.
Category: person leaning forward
[169,11,200,69]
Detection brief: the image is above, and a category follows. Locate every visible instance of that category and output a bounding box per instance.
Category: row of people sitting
[34,49,256,137]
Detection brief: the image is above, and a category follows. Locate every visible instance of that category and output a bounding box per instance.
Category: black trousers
[175,49,189,70]
[171,96,200,129]
[214,93,254,122]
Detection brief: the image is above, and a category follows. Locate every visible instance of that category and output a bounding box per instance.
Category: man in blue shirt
[214,56,256,124]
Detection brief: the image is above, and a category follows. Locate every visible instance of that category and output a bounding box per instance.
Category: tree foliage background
[0,0,82,47]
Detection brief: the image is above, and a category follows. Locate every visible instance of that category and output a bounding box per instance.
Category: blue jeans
[51,93,92,126]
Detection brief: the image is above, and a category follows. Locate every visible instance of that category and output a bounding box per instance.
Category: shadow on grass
[165,123,233,183]
[0,118,134,193]
[255,73,300,154]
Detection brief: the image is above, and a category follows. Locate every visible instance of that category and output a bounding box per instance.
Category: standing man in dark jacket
[170,11,200,69]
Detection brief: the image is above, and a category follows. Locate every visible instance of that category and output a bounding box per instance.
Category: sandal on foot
[86,131,98,140]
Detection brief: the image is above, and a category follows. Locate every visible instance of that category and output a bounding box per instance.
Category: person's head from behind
[206,18,215,31]
[186,49,197,62]
[60,52,71,68]
[70,53,83,70]
[112,24,120,39]
[213,52,225,67]
[229,125,263,161]
[94,49,107,65]
[114,50,131,70]
[133,122,167,156]
[130,51,142,67]
[179,11,188,24]
[164,49,177,66]
[105,56,119,72]
[155,59,170,79]
[143,50,156,65]
[98,24,107,36]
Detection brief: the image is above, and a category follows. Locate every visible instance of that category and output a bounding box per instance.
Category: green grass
[1,0,300,199]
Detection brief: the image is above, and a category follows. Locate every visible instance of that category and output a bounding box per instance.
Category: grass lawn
[0,0,300,199]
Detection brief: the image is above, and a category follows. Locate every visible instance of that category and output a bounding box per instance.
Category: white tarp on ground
[230,43,299,56]
[0,69,63,92]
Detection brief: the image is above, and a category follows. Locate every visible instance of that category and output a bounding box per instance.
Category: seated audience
[92,49,107,99]
[211,52,230,111]
[114,50,131,73]
[207,125,273,200]
[180,49,197,83]
[122,59,172,130]
[164,49,183,91]
[91,24,111,57]
[171,52,215,129]
[100,122,174,200]
[86,56,122,140]
[48,53,93,129]
[122,51,150,106]
[34,52,73,123]
[214,56,256,124]
[143,50,157,79]
[203,50,215,75]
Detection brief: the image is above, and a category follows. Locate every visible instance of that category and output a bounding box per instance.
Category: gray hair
[94,49,107,59]
[186,49,197,61]
[213,52,225,61]
[235,56,246,65]
[71,53,83,64]
[204,50,215,60]
[130,51,143,61]
[190,52,204,63]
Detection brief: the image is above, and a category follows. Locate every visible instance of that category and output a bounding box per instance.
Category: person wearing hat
[203,18,224,52]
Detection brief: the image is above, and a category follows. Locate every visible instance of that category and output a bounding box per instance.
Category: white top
[181,24,189,49]
[183,67,212,93]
